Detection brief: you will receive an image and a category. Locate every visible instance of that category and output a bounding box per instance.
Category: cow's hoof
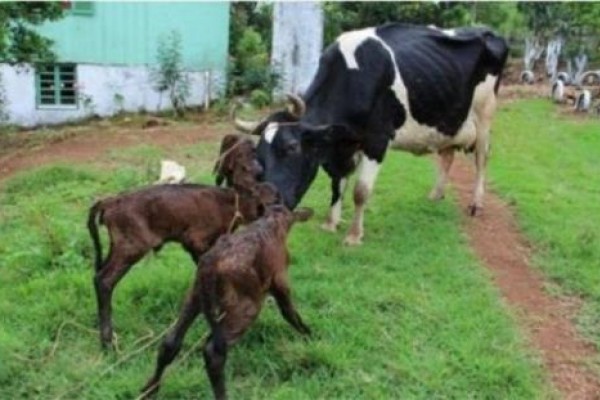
[321,221,338,232]
[428,190,445,201]
[467,204,483,217]
[343,234,363,246]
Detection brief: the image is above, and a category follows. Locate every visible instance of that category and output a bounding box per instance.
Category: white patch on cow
[329,177,347,225]
[264,122,279,144]
[428,25,457,37]
[388,54,498,155]
[357,155,380,193]
[337,28,377,70]
[338,27,498,155]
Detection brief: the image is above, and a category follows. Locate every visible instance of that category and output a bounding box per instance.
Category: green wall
[38,2,230,70]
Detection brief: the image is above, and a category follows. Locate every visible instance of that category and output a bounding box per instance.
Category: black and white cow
[233,23,509,245]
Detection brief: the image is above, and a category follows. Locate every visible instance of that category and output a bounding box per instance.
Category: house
[0,1,230,127]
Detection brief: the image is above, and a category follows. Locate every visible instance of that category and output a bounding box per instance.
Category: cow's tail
[201,264,227,356]
[87,200,105,272]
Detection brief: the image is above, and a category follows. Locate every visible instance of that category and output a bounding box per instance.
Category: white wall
[0,64,225,127]
[271,2,323,98]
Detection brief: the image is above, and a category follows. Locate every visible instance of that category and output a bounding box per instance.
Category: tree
[152,30,190,117]
[0,2,64,64]
[323,2,471,45]
[228,2,278,103]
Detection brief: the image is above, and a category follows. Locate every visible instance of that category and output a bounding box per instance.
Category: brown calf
[141,205,313,400]
[87,135,277,349]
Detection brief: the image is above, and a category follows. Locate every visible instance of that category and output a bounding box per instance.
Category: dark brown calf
[87,135,277,349]
[141,205,313,400]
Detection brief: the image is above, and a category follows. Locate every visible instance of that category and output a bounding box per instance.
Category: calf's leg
[270,275,311,335]
[204,301,259,400]
[203,335,228,400]
[94,249,145,349]
[141,284,202,397]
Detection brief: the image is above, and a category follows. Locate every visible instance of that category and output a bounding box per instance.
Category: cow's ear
[302,124,358,149]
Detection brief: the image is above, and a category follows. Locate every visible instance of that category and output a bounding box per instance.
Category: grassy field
[0,100,586,399]
[490,99,600,351]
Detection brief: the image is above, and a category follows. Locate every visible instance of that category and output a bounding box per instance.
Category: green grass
[490,99,600,350]
[0,114,555,398]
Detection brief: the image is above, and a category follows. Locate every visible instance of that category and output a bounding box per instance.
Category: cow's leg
[469,100,495,216]
[469,139,489,216]
[344,155,381,246]
[429,148,455,201]
[322,176,347,232]
[141,283,202,397]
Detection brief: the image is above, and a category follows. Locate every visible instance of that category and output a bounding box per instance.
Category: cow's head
[232,94,358,209]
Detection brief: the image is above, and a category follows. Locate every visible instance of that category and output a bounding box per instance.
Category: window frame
[35,63,79,110]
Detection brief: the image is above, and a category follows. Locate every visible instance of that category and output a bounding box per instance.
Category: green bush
[250,89,271,108]
[228,27,279,104]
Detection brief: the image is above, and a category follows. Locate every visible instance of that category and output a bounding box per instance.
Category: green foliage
[249,89,270,108]
[0,124,554,398]
[324,2,471,45]
[0,2,64,64]
[228,27,279,101]
[470,2,526,39]
[229,2,273,55]
[227,4,279,102]
[151,30,191,118]
[491,99,600,348]
[517,2,600,60]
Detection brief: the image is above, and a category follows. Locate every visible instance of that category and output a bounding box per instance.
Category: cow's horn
[231,101,260,134]
[286,93,306,118]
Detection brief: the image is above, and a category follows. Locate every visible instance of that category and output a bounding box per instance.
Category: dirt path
[1,120,599,398]
[450,158,600,399]
[0,122,222,182]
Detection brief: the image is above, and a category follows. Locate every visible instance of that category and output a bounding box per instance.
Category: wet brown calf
[141,205,313,400]
[87,135,277,349]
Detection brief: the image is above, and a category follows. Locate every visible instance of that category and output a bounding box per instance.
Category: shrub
[250,89,271,108]
[151,30,191,118]
[228,27,279,104]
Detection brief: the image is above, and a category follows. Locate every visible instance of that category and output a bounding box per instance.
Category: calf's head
[214,134,263,190]
[232,95,358,209]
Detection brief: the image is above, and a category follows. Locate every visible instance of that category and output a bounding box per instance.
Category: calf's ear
[214,134,244,184]
[292,207,314,222]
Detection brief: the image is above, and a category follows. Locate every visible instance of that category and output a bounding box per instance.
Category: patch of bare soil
[450,158,600,400]
[499,83,550,103]
[0,121,225,182]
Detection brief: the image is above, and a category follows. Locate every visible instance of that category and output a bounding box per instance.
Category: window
[36,64,78,107]
[62,1,95,16]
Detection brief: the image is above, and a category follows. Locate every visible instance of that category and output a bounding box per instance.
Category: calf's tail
[87,200,105,272]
